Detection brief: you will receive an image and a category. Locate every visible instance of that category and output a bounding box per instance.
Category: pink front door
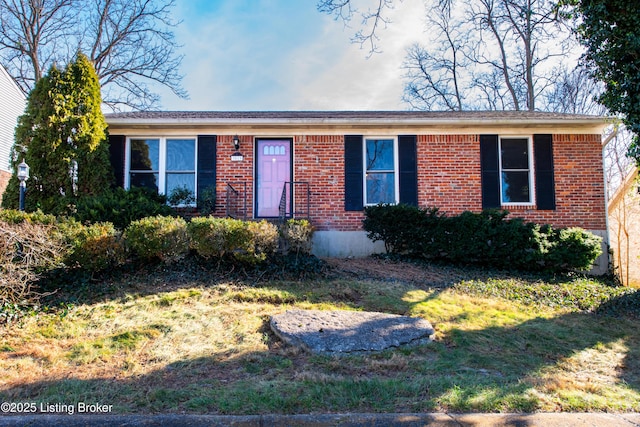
[256,139,291,217]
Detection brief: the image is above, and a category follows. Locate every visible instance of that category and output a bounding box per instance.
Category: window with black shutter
[344,134,418,210]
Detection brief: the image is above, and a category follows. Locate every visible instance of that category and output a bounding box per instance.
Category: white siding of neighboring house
[0,65,26,204]
[608,169,640,287]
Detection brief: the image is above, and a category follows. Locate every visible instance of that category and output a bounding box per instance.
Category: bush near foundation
[62,221,125,272]
[73,187,174,230]
[363,204,602,273]
[188,217,278,264]
[124,215,189,264]
[280,219,315,255]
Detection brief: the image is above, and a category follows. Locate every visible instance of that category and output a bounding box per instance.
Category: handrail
[279,181,310,220]
[226,182,247,220]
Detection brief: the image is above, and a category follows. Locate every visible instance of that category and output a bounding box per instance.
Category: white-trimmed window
[499,136,534,205]
[127,137,197,202]
[364,137,398,205]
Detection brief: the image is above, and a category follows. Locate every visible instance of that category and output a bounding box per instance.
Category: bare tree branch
[0,0,77,92]
[403,7,470,110]
[0,0,186,110]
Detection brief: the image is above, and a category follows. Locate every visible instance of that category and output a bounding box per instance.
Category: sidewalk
[1,413,639,426]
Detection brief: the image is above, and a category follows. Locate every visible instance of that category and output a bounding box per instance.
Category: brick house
[0,65,26,204]
[105,111,608,272]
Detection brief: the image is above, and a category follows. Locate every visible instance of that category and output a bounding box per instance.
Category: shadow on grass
[37,255,330,307]
[2,307,638,414]
[8,257,637,413]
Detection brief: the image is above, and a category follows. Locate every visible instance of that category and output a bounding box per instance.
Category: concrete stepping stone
[270,309,435,355]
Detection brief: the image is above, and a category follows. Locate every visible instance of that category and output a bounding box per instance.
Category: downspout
[601,124,620,271]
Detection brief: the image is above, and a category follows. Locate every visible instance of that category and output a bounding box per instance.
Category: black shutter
[344,135,363,211]
[480,134,501,209]
[108,134,126,188]
[398,135,418,206]
[197,135,217,207]
[534,134,555,210]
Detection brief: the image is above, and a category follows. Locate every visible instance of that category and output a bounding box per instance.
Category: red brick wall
[418,135,483,214]
[215,135,255,218]
[294,135,363,231]
[212,133,606,232]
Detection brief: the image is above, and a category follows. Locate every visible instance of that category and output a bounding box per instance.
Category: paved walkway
[1,413,639,426]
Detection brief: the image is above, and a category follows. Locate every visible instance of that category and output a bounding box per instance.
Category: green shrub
[363,205,603,273]
[167,186,195,207]
[0,209,58,225]
[188,217,278,264]
[197,186,216,216]
[544,227,603,272]
[248,220,279,260]
[363,204,441,255]
[280,219,315,255]
[63,222,125,272]
[124,216,189,263]
[73,187,174,229]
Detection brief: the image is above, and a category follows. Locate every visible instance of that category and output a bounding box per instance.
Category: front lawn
[1,258,638,414]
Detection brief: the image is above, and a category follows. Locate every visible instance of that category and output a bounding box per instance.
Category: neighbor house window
[365,138,397,205]
[127,137,196,203]
[499,137,533,204]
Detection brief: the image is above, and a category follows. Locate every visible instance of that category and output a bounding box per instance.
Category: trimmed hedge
[187,217,279,264]
[124,215,189,263]
[280,219,315,255]
[63,222,125,272]
[363,204,602,273]
[1,209,317,274]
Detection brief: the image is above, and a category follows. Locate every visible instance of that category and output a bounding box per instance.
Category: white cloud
[158,1,426,111]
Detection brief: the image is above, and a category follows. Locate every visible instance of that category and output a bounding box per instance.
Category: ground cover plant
[0,257,638,414]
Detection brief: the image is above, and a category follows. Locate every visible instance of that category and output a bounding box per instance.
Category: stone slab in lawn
[270,309,435,355]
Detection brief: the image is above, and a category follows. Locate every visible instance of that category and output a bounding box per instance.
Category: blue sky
[157,0,425,111]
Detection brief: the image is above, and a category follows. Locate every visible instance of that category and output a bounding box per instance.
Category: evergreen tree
[1,53,113,213]
[576,0,640,164]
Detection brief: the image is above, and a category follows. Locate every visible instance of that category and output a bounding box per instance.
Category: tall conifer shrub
[2,53,113,213]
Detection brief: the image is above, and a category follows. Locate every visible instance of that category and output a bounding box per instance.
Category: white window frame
[363,136,399,206]
[125,136,198,206]
[498,135,535,206]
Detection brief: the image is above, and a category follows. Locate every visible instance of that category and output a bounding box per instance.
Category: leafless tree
[542,65,605,115]
[0,0,78,90]
[0,0,186,110]
[318,0,453,55]
[317,0,396,55]
[404,0,574,111]
[403,7,470,110]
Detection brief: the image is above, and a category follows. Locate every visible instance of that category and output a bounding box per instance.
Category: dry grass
[0,258,638,414]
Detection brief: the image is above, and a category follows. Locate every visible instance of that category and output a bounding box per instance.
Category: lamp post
[17,160,30,211]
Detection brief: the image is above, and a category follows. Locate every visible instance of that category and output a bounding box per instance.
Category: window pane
[366,139,394,171]
[501,138,528,169]
[130,172,159,193]
[166,173,195,197]
[366,173,395,204]
[167,139,195,171]
[130,139,159,171]
[502,171,530,203]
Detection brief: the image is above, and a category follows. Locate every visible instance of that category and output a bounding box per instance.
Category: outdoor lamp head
[233,135,240,151]
[17,160,29,182]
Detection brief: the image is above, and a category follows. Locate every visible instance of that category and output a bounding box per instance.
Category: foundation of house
[312,229,610,276]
